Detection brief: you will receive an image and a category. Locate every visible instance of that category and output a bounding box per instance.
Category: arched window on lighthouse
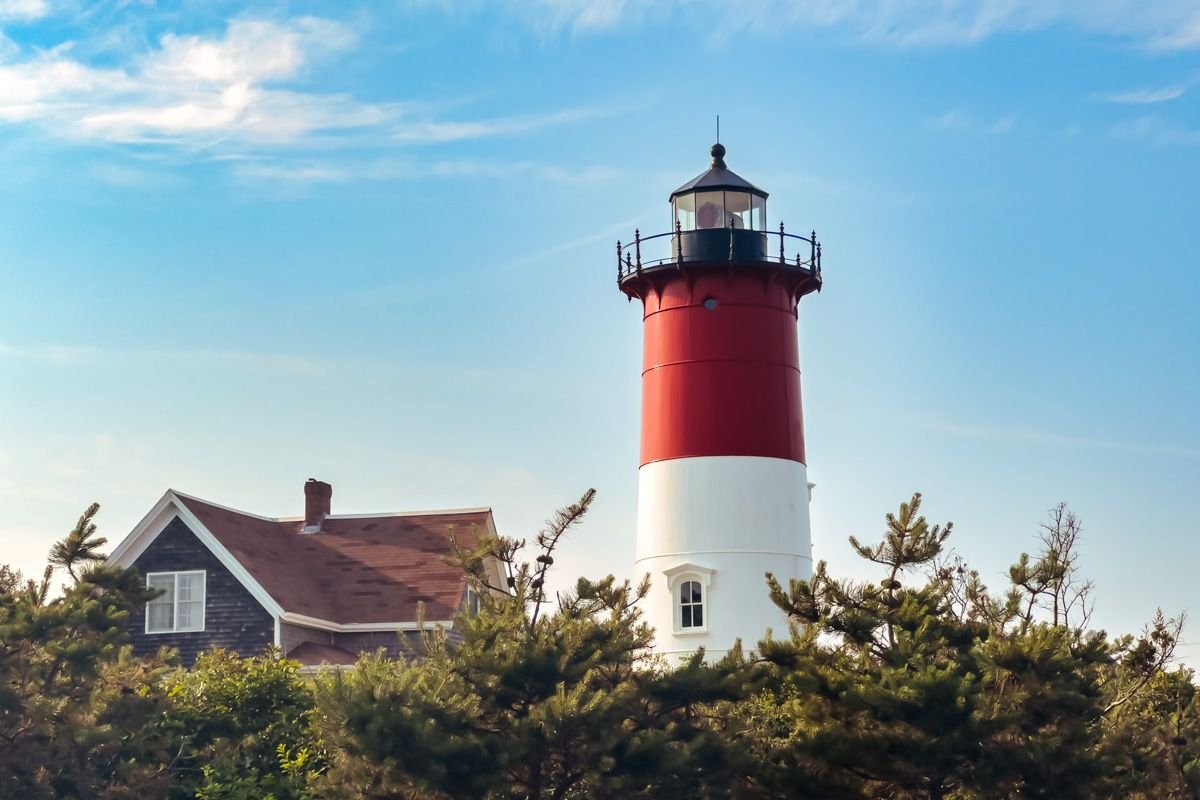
[680,580,703,628]
[663,563,714,636]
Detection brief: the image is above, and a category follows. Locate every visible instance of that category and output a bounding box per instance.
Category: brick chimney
[304,478,332,533]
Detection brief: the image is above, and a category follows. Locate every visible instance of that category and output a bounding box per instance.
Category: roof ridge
[170,490,491,523]
[327,507,492,520]
[170,489,287,523]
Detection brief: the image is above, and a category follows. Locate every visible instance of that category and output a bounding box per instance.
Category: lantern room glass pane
[724,192,750,229]
[694,191,724,229]
[751,194,766,231]
[673,195,695,231]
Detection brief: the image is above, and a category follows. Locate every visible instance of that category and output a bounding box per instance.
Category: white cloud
[0,341,330,375]
[926,418,1200,459]
[928,109,1016,135]
[1111,115,1200,147]
[0,52,132,121]
[232,156,621,186]
[1102,85,1188,104]
[148,19,324,85]
[87,161,182,188]
[0,17,396,145]
[391,106,611,143]
[0,0,47,20]
[495,0,1200,50]
[0,15,610,155]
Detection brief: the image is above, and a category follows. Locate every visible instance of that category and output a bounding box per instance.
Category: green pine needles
[1,493,1196,799]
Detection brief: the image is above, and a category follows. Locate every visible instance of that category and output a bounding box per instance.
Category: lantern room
[616,142,822,303]
[670,143,768,231]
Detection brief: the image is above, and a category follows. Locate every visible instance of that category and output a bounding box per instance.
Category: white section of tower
[634,455,813,660]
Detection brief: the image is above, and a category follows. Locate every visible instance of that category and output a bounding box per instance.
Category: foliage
[744,493,1186,800]
[314,488,747,799]
[0,505,324,800]
[164,648,325,800]
[48,502,109,581]
[2,494,1196,799]
[0,510,176,798]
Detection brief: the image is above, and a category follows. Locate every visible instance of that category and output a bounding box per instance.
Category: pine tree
[48,501,108,581]
[314,489,746,799]
[0,504,176,798]
[745,494,1122,799]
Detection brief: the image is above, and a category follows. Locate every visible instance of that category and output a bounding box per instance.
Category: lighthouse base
[634,455,813,661]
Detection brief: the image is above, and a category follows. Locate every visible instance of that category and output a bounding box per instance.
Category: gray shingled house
[106,479,505,669]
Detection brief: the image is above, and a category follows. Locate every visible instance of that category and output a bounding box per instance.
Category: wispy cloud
[232,156,621,186]
[925,418,1200,460]
[1102,85,1188,104]
[0,15,610,154]
[928,109,1016,135]
[0,341,329,376]
[391,106,613,143]
[483,0,1200,50]
[0,0,46,20]
[87,161,184,189]
[0,17,390,144]
[1111,115,1200,147]
[0,342,97,362]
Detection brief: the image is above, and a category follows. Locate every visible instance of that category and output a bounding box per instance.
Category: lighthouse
[617,143,822,660]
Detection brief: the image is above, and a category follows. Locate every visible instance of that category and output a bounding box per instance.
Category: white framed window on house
[663,563,715,636]
[464,586,481,617]
[145,571,206,634]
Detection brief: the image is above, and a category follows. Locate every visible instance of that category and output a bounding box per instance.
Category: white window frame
[145,570,206,634]
[663,563,714,636]
[463,586,481,617]
[678,579,705,630]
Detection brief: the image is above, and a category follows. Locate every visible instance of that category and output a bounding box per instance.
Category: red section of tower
[640,274,806,466]
[617,143,823,469]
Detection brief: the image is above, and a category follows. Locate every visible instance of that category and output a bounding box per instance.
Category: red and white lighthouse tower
[617,143,822,660]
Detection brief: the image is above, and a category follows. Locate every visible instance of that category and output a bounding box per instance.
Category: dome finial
[710,142,727,169]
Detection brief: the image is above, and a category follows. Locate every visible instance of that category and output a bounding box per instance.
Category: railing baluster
[811,231,816,268]
[779,222,785,263]
[617,241,623,279]
[675,220,683,265]
[634,229,641,270]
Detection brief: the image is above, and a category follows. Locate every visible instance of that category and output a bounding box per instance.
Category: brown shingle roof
[175,493,491,624]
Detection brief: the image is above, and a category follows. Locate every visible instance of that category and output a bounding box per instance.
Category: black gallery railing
[618,222,822,283]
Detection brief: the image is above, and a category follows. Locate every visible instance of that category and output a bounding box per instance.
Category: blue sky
[2,0,1199,649]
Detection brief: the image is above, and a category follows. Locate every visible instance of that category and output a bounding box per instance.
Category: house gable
[109,490,285,618]
[127,516,274,664]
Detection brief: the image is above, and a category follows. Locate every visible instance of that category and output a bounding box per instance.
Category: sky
[2,0,1199,652]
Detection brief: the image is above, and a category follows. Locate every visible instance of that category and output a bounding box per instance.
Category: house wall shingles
[333,630,410,660]
[332,628,458,660]
[128,516,274,665]
[280,621,333,655]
